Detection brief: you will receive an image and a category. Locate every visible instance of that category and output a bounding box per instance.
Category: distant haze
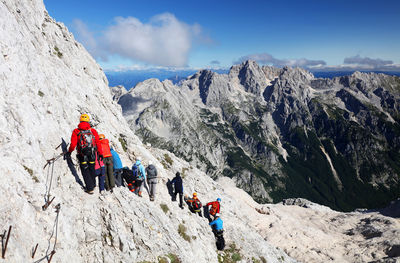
[106,69,228,89]
[106,68,400,89]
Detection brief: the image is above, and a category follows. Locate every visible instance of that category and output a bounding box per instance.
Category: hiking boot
[138,191,142,197]
[87,190,94,195]
[100,190,106,196]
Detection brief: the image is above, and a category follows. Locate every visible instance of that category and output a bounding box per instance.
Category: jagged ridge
[117,60,400,211]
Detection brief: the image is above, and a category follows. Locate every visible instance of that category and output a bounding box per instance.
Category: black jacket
[171,175,183,192]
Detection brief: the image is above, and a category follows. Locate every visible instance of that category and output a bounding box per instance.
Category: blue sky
[44,0,400,71]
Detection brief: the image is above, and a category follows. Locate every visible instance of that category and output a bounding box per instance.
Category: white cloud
[235,53,326,68]
[314,56,400,72]
[234,53,400,72]
[72,19,106,60]
[343,55,394,68]
[73,13,206,67]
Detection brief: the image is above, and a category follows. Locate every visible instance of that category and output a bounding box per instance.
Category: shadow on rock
[61,138,84,189]
[166,179,175,201]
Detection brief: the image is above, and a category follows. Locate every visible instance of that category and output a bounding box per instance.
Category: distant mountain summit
[114,60,400,211]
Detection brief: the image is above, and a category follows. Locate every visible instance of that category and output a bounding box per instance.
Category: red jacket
[206,201,220,215]
[68,122,101,154]
[99,138,112,158]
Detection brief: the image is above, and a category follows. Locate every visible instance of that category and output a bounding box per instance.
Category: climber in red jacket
[67,113,101,194]
[206,198,221,221]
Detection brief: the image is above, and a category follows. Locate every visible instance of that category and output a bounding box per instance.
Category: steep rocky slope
[0,1,293,262]
[117,60,400,211]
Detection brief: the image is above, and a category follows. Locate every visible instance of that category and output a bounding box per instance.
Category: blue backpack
[132,164,144,181]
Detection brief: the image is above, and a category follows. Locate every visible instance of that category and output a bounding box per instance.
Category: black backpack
[132,164,144,181]
[121,167,135,189]
[146,164,157,179]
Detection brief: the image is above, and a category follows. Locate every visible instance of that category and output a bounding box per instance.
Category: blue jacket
[111,149,123,170]
[133,160,146,180]
[209,217,223,231]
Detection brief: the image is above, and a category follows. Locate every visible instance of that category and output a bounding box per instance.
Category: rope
[33,204,61,263]
[43,161,55,204]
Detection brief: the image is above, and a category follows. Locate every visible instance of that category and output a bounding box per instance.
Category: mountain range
[106,69,400,91]
[115,61,400,211]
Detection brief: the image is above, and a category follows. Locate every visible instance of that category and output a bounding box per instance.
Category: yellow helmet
[80,114,90,122]
[193,192,197,197]
[99,134,105,140]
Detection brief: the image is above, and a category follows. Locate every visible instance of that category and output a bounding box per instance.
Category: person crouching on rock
[66,114,101,194]
[185,192,202,217]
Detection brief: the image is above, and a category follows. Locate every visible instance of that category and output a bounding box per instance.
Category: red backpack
[77,129,96,156]
[193,199,202,210]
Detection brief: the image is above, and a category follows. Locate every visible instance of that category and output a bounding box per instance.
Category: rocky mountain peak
[197,69,215,104]
[229,60,267,94]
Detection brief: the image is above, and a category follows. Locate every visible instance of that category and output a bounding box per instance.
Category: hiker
[206,198,221,221]
[132,157,146,197]
[94,151,106,195]
[98,134,115,192]
[209,213,225,250]
[171,172,183,209]
[121,167,136,192]
[66,114,101,194]
[146,162,158,201]
[185,192,202,217]
[111,148,123,187]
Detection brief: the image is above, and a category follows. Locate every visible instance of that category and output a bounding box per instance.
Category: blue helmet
[217,198,221,202]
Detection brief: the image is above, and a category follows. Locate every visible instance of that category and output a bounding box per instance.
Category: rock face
[0,1,293,262]
[116,60,400,211]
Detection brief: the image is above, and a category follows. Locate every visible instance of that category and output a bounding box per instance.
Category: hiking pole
[54,143,62,150]
[32,243,39,258]
[2,225,12,259]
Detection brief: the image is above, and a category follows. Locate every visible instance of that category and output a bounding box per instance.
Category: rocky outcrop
[117,59,400,211]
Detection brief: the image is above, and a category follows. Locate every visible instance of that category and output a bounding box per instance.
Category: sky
[44,0,400,72]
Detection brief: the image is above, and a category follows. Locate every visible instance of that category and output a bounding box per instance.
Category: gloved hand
[98,154,104,161]
[64,151,71,160]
